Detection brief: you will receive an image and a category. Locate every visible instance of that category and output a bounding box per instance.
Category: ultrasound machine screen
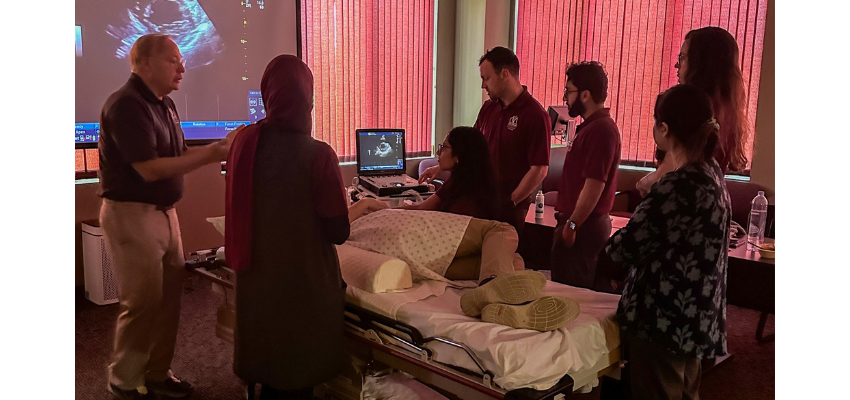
[357,130,405,173]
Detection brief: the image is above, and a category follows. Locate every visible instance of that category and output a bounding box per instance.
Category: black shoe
[146,375,194,398]
[108,384,151,400]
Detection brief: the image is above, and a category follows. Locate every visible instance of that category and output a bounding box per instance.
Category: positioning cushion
[336,244,413,294]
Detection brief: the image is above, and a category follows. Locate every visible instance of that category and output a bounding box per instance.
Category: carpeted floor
[76,276,247,400]
[76,274,774,400]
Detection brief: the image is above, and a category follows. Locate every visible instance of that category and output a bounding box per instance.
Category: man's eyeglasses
[164,57,187,68]
[563,88,579,96]
[437,143,452,154]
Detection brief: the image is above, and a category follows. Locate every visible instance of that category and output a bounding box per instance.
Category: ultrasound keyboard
[359,174,430,197]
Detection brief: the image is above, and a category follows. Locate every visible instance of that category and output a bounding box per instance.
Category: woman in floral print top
[606,84,732,398]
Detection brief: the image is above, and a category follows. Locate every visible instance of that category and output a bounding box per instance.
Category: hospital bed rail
[344,303,581,400]
[185,253,234,289]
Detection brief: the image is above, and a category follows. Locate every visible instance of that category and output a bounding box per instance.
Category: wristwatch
[567,220,578,231]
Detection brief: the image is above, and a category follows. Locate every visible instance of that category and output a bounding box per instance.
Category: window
[301,0,437,162]
[515,0,768,169]
[75,149,99,179]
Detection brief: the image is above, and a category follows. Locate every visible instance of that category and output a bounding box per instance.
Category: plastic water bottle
[535,190,545,219]
[747,191,768,250]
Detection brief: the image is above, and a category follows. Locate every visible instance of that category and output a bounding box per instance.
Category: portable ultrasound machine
[351,128,433,206]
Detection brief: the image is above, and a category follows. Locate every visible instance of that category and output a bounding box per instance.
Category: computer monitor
[547,105,577,146]
[355,129,406,176]
[548,105,569,129]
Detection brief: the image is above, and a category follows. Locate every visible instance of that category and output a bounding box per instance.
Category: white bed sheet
[346,280,621,391]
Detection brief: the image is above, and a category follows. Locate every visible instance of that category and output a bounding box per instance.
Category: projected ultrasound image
[107,0,225,69]
[76,0,297,143]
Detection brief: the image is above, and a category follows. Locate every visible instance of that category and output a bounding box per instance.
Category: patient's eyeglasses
[437,143,452,154]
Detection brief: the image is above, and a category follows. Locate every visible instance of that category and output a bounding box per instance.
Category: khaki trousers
[444,218,524,283]
[100,199,186,390]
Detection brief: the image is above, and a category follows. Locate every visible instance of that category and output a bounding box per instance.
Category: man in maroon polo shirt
[420,47,550,234]
[551,61,621,289]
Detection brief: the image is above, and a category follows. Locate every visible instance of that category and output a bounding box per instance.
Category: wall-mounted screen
[75,0,298,147]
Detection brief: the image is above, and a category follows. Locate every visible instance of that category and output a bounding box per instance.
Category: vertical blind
[75,149,99,173]
[515,0,768,167]
[301,0,436,162]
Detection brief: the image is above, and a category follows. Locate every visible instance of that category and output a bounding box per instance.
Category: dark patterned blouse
[606,159,732,359]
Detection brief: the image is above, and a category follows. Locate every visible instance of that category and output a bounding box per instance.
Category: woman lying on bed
[347,197,522,286]
[347,198,576,331]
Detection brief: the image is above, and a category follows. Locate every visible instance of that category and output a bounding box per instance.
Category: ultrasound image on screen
[358,132,404,171]
[75,0,295,143]
[106,0,225,70]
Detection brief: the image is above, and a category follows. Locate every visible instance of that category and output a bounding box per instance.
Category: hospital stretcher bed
[344,279,621,399]
[186,251,622,400]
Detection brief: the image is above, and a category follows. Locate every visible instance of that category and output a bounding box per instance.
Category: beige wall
[749,0,775,203]
[453,0,487,127]
[452,0,514,122]
[434,0,457,147]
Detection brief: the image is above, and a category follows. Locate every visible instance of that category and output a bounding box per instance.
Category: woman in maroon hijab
[225,55,349,399]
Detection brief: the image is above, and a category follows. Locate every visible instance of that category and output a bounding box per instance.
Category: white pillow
[336,244,412,294]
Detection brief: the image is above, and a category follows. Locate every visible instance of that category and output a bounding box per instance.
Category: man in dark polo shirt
[551,61,621,289]
[98,34,239,400]
[420,46,550,234]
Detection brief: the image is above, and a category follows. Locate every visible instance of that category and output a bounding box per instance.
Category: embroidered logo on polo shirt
[168,108,180,125]
[507,115,518,130]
